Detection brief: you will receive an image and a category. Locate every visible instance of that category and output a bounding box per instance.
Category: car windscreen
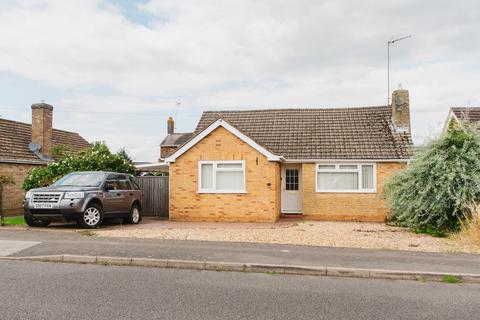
[52,172,105,187]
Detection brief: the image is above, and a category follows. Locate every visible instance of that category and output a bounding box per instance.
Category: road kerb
[205,261,245,272]
[369,269,417,281]
[131,257,168,268]
[167,259,206,270]
[327,267,370,278]
[283,265,327,276]
[62,254,97,264]
[4,255,480,283]
[97,256,132,266]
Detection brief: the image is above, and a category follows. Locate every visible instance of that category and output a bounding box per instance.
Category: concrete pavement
[2,259,480,320]
[0,239,40,256]
[1,229,480,275]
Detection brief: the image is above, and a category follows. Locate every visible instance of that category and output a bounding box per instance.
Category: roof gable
[442,107,480,134]
[165,119,283,162]
[452,107,480,123]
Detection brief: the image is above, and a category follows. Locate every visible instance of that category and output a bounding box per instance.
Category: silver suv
[23,171,143,229]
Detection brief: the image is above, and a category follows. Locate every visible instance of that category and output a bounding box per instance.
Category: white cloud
[0,0,479,160]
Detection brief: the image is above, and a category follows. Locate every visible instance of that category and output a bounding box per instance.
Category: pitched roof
[160,132,193,147]
[192,106,412,160]
[0,118,90,163]
[451,107,480,124]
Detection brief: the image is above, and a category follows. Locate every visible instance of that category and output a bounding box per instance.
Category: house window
[198,161,246,193]
[316,163,375,192]
[285,169,299,191]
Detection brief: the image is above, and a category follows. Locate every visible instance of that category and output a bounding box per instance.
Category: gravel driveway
[95,219,480,254]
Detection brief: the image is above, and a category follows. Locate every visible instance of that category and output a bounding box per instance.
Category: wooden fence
[136,176,169,217]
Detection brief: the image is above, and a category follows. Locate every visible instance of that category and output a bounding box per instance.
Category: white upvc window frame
[315,163,376,193]
[198,160,246,194]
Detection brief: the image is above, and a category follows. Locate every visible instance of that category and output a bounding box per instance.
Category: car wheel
[124,204,142,224]
[78,203,103,229]
[24,212,51,227]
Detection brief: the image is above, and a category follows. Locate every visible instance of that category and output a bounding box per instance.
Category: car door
[117,175,133,214]
[102,175,123,214]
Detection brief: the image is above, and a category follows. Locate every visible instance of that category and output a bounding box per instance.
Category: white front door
[281,164,302,214]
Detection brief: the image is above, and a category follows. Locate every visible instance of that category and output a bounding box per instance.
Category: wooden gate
[136,176,169,217]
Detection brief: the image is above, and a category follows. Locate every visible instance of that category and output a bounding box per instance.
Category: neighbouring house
[135,118,193,174]
[164,88,413,223]
[0,103,90,215]
[442,107,480,134]
[159,117,193,161]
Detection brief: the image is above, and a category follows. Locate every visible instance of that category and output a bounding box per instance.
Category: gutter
[0,158,49,165]
[283,159,410,163]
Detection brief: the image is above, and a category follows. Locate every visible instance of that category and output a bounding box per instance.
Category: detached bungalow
[165,88,413,222]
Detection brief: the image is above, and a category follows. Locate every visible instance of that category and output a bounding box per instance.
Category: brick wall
[301,162,406,222]
[0,162,40,215]
[169,126,281,222]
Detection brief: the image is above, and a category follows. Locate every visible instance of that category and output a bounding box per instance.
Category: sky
[0,0,479,162]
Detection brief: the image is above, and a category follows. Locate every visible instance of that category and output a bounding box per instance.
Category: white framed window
[316,163,376,193]
[198,161,246,193]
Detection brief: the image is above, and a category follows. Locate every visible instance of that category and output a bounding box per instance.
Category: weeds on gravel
[78,230,96,237]
[442,275,461,284]
[456,215,480,247]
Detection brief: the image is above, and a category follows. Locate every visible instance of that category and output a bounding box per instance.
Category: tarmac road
[2,260,479,320]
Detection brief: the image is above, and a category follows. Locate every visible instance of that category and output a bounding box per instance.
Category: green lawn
[1,216,25,225]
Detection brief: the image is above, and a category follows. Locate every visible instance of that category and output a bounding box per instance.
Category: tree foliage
[384,124,480,234]
[23,142,136,191]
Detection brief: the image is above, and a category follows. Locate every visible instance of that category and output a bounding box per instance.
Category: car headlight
[25,191,33,199]
[64,192,85,199]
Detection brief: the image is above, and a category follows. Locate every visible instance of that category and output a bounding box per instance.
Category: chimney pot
[31,102,54,158]
[167,117,174,134]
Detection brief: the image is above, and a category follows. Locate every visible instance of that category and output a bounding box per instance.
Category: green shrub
[384,124,480,234]
[23,142,136,190]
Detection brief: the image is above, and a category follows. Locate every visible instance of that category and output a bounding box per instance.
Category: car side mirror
[104,183,115,191]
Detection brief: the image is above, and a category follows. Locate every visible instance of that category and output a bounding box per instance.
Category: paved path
[0,239,40,256]
[1,229,480,274]
[2,260,479,320]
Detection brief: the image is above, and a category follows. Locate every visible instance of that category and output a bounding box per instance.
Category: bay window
[198,161,246,193]
[316,163,375,192]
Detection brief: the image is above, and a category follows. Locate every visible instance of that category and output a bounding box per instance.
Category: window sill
[197,190,248,194]
[315,190,377,194]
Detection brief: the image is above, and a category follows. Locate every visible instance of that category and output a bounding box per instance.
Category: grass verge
[1,216,25,226]
[456,216,480,247]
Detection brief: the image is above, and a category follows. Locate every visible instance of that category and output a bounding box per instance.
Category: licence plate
[33,203,54,209]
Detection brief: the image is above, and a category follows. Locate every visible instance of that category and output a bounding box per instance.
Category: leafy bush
[23,142,136,190]
[384,124,480,233]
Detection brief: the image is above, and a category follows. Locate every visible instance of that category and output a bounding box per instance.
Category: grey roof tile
[452,107,480,124]
[0,118,90,162]
[160,132,193,147]
[191,106,412,160]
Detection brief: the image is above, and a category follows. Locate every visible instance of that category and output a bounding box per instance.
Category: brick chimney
[391,84,410,132]
[31,102,53,157]
[167,116,174,134]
